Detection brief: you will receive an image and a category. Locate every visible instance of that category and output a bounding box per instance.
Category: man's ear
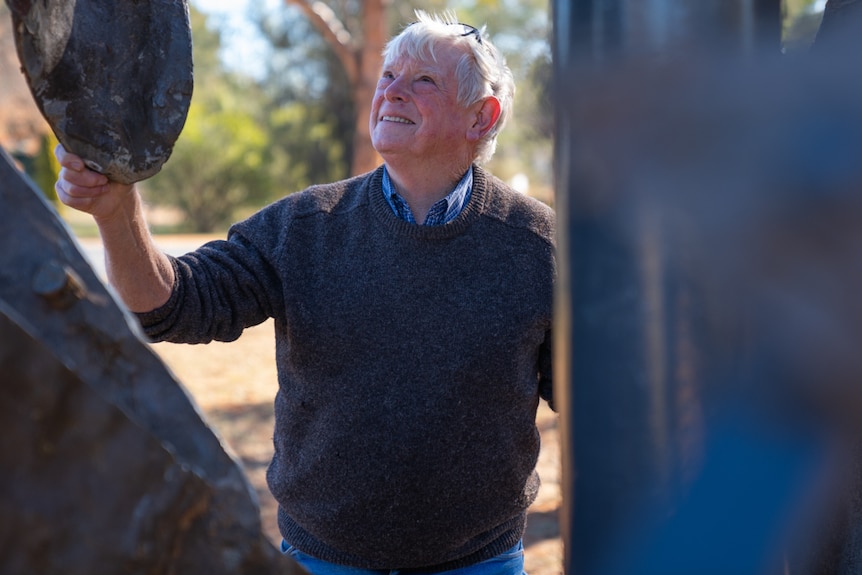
[467,96,502,142]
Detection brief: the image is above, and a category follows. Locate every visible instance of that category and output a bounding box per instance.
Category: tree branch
[283,0,359,85]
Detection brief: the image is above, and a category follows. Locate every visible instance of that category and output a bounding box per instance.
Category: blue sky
[191,0,278,78]
[192,0,261,20]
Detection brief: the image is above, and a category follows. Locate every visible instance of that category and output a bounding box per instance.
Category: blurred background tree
[143,5,273,232]
[140,0,555,233]
[29,132,61,203]
[3,0,833,234]
[442,0,553,203]
[783,0,826,52]
[274,0,387,176]
[248,0,554,204]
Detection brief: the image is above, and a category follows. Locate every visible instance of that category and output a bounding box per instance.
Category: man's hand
[55,144,135,222]
[53,143,174,312]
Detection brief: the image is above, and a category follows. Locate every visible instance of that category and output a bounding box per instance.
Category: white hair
[383,10,515,165]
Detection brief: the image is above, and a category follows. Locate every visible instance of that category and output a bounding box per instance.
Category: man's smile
[381,115,415,124]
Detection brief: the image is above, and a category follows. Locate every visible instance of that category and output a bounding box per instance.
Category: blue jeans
[280,540,527,575]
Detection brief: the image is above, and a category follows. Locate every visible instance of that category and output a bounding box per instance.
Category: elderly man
[56,11,555,575]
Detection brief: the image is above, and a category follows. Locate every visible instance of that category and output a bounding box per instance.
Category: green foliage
[145,98,272,233]
[453,0,551,79]
[783,0,824,52]
[448,0,554,192]
[144,5,273,233]
[266,102,347,193]
[784,0,821,22]
[388,0,451,27]
[12,132,60,204]
[33,132,61,202]
[23,132,61,204]
[252,4,352,183]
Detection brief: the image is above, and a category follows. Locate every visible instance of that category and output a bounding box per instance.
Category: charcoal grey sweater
[137,165,556,571]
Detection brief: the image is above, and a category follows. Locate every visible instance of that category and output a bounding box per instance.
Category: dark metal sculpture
[553,1,862,573]
[0,150,301,572]
[5,0,193,183]
[814,0,862,52]
[556,0,780,66]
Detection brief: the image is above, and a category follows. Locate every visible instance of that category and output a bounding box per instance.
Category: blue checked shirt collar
[382,166,473,226]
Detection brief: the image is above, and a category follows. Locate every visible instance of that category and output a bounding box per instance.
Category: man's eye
[419,76,434,83]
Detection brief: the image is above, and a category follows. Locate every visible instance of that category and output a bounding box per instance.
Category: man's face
[369,41,477,167]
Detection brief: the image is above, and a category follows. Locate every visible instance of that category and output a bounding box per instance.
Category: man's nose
[384,76,408,101]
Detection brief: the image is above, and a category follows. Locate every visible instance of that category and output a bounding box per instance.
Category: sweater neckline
[368,165,488,240]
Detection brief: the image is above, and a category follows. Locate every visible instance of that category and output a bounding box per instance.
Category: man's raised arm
[55,144,174,313]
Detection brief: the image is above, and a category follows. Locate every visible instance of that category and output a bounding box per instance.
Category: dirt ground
[151,319,563,574]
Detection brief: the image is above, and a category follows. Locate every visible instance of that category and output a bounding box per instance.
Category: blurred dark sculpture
[5,0,192,183]
[815,0,862,52]
[0,148,301,573]
[553,1,862,574]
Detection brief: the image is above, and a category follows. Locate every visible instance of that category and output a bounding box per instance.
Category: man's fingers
[54,143,84,171]
[58,163,109,189]
[55,173,94,201]
[55,177,86,208]
[55,175,112,214]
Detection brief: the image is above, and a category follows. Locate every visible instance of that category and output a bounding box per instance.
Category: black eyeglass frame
[457,23,483,45]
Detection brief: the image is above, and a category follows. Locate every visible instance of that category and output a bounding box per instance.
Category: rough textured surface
[0,147,301,573]
[5,0,192,183]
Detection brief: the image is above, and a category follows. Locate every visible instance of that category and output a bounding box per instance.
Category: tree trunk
[351,0,385,175]
[284,0,386,176]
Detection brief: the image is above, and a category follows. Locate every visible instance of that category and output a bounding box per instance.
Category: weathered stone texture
[0,147,302,573]
[5,0,193,183]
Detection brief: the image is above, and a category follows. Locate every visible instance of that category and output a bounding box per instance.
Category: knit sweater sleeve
[135,203,290,344]
[135,173,368,343]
